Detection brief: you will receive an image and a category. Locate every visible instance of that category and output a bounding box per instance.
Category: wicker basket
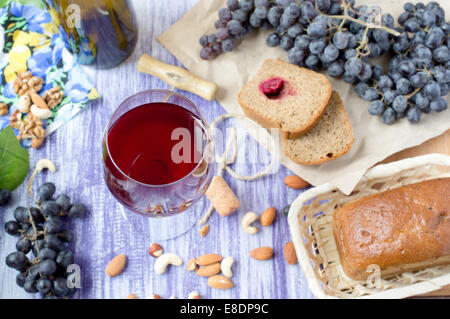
[288,154,450,299]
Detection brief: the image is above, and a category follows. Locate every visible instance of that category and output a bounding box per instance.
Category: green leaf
[0,126,29,190]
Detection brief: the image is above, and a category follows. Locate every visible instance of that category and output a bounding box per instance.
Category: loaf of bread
[333,178,450,280]
[281,91,354,165]
[238,58,332,137]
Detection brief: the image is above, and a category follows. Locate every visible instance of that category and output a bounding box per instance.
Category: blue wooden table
[0,0,315,299]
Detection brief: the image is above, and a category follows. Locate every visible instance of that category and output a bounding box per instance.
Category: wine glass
[102,89,214,240]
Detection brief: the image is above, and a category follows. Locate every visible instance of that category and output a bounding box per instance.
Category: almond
[186,258,198,271]
[148,243,163,257]
[260,207,276,226]
[196,262,221,277]
[196,254,222,266]
[188,291,201,299]
[250,247,273,260]
[208,275,234,290]
[126,294,137,299]
[284,175,310,189]
[284,241,297,265]
[198,224,210,237]
[149,294,162,299]
[105,254,127,277]
[30,92,49,109]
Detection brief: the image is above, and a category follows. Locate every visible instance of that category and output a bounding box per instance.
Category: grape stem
[326,14,401,37]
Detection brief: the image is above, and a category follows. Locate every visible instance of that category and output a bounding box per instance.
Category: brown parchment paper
[158,0,450,194]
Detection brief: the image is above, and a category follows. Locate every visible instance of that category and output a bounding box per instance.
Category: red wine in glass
[102,90,213,220]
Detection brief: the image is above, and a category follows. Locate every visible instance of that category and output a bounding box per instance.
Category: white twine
[198,113,277,225]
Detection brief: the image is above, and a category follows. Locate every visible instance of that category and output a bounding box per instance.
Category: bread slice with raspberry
[238,58,332,138]
[282,91,354,165]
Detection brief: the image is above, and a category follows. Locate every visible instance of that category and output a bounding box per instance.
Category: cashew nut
[30,104,52,119]
[241,212,259,234]
[17,95,31,113]
[154,253,183,274]
[35,159,56,173]
[220,257,234,278]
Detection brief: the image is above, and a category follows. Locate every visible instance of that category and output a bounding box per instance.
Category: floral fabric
[0,0,99,147]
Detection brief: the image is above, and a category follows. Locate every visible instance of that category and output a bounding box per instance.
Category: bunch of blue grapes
[362,2,450,124]
[4,183,86,298]
[199,0,449,125]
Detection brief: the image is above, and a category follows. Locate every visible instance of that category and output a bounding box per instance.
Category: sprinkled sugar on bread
[238,58,332,137]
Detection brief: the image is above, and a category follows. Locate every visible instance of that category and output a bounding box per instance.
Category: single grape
[333,31,349,50]
[53,277,69,297]
[354,82,368,97]
[268,6,283,27]
[404,2,415,12]
[29,207,45,223]
[300,1,315,20]
[396,78,410,95]
[232,9,248,23]
[404,18,420,32]
[361,87,379,101]
[56,250,75,268]
[227,20,246,37]
[309,38,327,55]
[398,12,411,25]
[280,12,297,29]
[221,38,235,52]
[368,43,382,58]
[439,83,449,96]
[392,95,408,113]
[255,0,269,7]
[227,0,240,11]
[307,22,327,38]
[41,200,61,217]
[381,107,396,124]
[288,47,305,65]
[378,75,393,91]
[424,81,441,99]
[357,63,372,82]
[31,239,45,257]
[218,8,232,24]
[44,234,66,251]
[328,60,344,77]
[422,10,437,27]
[295,34,311,50]
[23,280,38,293]
[16,272,26,287]
[38,183,56,201]
[240,0,253,11]
[39,248,57,260]
[14,206,29,223]
[383,90,398,104]
[369,100,385,115]
[425,27,444,48]
[208,34,218,45]
[4,220,20,236]
[316,0,331,12]
[433,46,450,63]
[323,44,339,62]
[5,252,29,271]
[36,278,52,294]
[345,57,363,77]
[38,259,57,276]
[410,72,427,88]
[16,236,32,254]
[215,20,226,29]
[266,32,281,47]
[430,97,448,112]
[254,7,268,20]
[249,13,262,27]
[344,48,357,60]
[0,189,11,206]
[406,108,421,124]
[393,37,409,53]
[285,3,300,18]
[305,54,319,69]
[382,13,395,28]
[415,92,430,110]
[372,64,384,81]
[328,3,342,15]
[44,218,62,234]
[287,23,303,38]
[343,72,356,84]
[280,35,295,51]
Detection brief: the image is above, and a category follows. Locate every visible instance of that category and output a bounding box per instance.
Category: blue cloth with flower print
[0,0,100,147]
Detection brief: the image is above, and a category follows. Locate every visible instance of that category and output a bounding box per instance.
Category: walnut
[43,86,64,109]
[18,113,44,140]
[0,103,8,116]
[9,110,22,129]
[13,72,44,96]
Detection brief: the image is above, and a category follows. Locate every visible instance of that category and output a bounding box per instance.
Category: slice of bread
[238,58,332,137]
[282,91,354,165]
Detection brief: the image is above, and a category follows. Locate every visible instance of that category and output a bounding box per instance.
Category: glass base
[118,199,206,242]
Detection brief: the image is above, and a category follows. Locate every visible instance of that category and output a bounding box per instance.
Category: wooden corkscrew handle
[137,54,218,101]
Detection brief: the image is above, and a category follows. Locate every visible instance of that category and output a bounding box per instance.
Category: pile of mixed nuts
[7,71,64,148]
